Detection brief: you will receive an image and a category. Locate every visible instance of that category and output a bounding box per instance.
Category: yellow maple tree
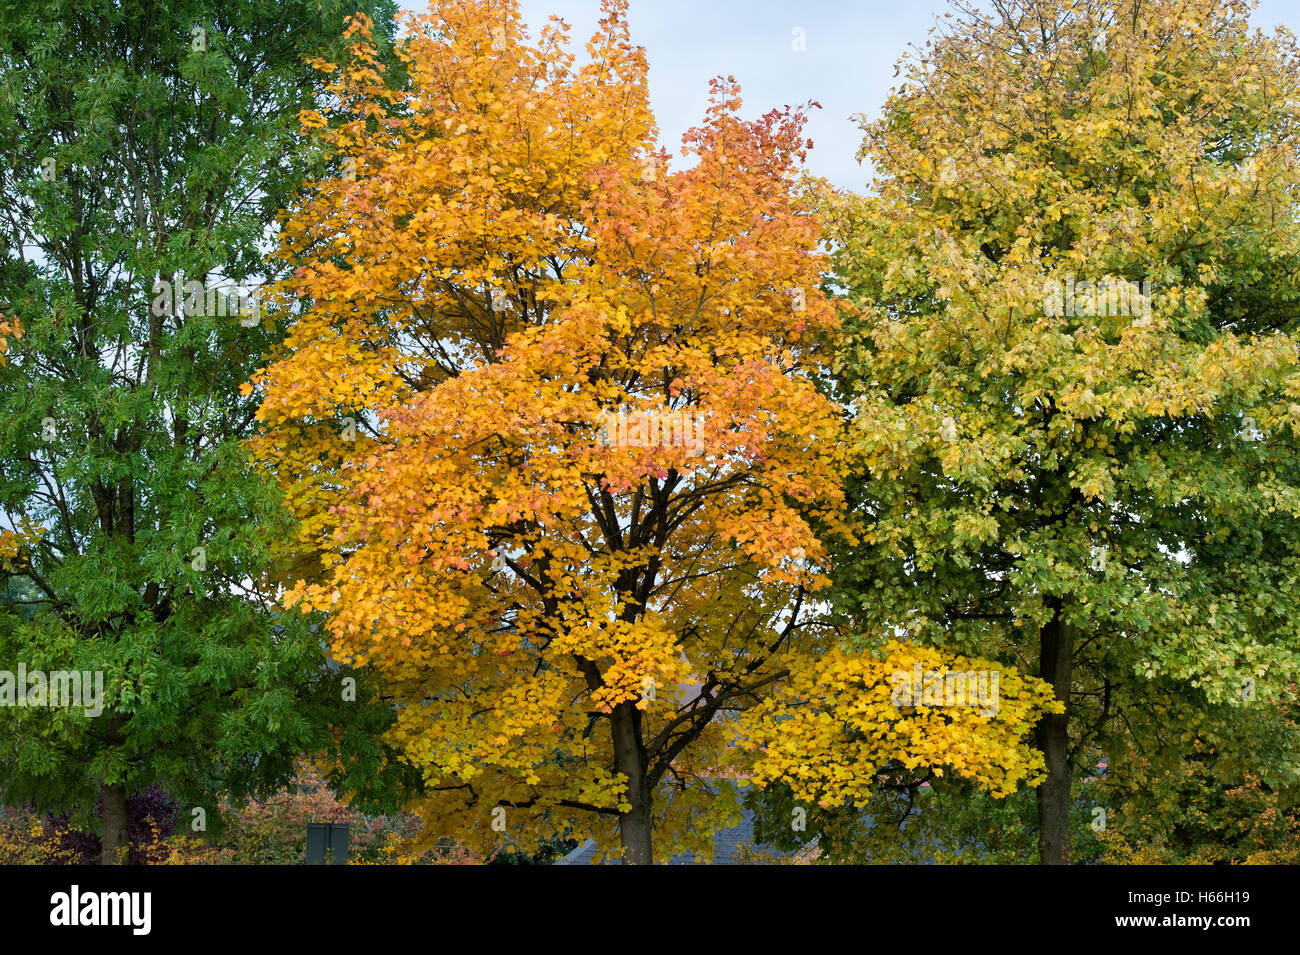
[248,0,1060,863]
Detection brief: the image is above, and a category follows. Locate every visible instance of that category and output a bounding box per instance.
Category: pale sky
[398,0,1298,191]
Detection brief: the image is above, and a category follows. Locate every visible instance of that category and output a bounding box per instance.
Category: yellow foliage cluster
[737,641,1062,803]
[0,315,20,366]
[0,522,42,570]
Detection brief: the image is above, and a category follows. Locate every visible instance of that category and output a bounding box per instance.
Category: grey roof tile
[554,808,804,865]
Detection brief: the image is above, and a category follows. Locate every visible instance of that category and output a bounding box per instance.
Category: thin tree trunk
[610,700,653,864]
[101,782,130,865]
[1035,605,1075,865]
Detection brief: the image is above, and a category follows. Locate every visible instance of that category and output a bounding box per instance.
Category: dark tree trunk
[1035,605,1075,865]
[101,782,130,865]
[610,700,652,864]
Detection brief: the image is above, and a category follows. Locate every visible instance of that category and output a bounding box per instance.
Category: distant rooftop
[554,809,818,865]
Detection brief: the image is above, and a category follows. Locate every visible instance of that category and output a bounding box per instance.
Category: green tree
[0,0,402,863]
[830,0,1300,863]
[1098,692,1300,863]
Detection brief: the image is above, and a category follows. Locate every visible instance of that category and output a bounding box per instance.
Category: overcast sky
[398,1,1298,191]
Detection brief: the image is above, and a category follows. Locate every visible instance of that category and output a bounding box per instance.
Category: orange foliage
[247,0,1058,861]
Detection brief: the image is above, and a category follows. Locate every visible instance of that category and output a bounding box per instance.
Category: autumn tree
[0,0,404,863]
[1099,691,1300,863]
[829,0,1300,863]
[251,0,1060,863]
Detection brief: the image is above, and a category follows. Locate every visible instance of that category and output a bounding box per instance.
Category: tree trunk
[1035,606,1075,865]
[101,782,130,865]
[610,700,653,864]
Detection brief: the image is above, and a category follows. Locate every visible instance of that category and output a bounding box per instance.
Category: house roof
[554,809,818,864]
